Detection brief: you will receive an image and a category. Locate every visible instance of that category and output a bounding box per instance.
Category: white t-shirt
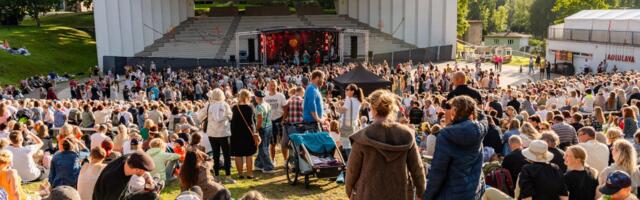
[341,97,361,127]
[264,92,287,120]
[90,133,110,149]
[7,145,41,182]
[582,95,595,112]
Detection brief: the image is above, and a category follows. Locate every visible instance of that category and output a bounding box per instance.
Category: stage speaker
[368,51,373,60]
[248,38,255,62]
[350,36,358,59]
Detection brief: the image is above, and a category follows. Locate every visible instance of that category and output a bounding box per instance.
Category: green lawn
[23,154,348,200]
[195,1,262,11]
[0,12,96,85]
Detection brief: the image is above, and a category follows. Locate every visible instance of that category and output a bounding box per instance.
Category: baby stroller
[285,132,345,188]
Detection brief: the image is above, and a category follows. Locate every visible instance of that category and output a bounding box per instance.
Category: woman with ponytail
[338,84,364,161]
[345,89,425,200]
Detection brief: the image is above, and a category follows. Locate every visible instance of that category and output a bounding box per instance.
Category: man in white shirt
[577,127,609,174]
[263,80,287,164]
[7,128,45,182]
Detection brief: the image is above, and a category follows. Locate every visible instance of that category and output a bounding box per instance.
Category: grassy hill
[0,12,96,85]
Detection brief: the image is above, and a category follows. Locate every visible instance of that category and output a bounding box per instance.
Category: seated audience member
[501,135,528,187]
[101,140,121,163]
[49,137,88,188]
[77,147,107,200]
[147,138,180,182]
[598,171,638,200]
[0,150,21,200]
[540,131,567,173]
[180,150,230,200]
[90,124,110,149]
[564,145,598,200]
[46,186,81,200]
[6,130,45,182]
[578,126,610,174]
[599,140,640,195]
[92,152,158,200]
[518,140,568,199]
[240,191,266,200]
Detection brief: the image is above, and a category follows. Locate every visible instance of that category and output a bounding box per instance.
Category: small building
[546,9,640,73]
[484,32,532,51]
[464,20,483,45]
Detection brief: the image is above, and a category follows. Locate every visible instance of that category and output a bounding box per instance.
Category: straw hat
[522,140,554,163]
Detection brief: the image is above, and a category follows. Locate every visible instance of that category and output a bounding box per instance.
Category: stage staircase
[215,15,241,59]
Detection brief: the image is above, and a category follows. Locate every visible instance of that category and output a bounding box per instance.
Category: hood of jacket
[146,147,163,157]
[350,122,416,162]
[440,119,486,148]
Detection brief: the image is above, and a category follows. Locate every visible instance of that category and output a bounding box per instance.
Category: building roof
[563,9,640,31]
[485,32,532,38]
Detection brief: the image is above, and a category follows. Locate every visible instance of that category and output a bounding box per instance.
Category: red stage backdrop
[260,28,339,65]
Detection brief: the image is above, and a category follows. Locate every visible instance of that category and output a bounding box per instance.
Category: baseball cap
[599,170,632,195]
[254,91,266,98]
[47,186,81,200]
[127,151,155,171]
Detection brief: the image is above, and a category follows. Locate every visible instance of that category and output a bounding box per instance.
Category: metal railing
[548,27,640,46]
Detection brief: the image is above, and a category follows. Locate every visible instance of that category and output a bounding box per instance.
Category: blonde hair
[520,122,540,140]
[149,138,166,149]
[566,145,588,166]
[367,90,398,119]
[238,89,252,103]
[0,150,12,166]
[240,190,266,200]
[209,88,226,102]
[612,140,637,175]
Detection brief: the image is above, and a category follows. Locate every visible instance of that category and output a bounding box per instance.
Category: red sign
[607,54,635,63]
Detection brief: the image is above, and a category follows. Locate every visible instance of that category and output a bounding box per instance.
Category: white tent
[564,9,640,31]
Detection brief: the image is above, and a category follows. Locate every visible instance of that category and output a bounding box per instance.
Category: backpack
[485,167,514,196]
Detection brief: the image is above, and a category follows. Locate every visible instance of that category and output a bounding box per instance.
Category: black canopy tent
[333,66,391,95]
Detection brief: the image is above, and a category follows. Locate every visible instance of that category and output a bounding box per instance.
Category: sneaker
[254,167,263,171]
[336,172,345,184]
[261,169,276,174]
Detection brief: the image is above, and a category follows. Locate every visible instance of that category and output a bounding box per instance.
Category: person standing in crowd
[502,119,521,156]
[564,145,599,200]
[424,95,487,199]
[254,91,275,174]
[302,70,326,132]
[7,129,45,183]
[518,140,568,199]
[552,115,578,150]
[230,89,259,179]
[622,107,638,139]
[49,137,88,188]
[501,136,528,186]
[338,84,363,162]
[345,89,425,200]
[282,87,304,162]
[77,147,106,200]
[263,80,287,166]
[599,140,640,195]
[446,71,482,104]
[199,89,234,183]
[0,150,21,200]
[92,152,157,200]
[578,126,610,174]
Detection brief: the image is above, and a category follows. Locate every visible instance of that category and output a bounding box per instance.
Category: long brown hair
[179,150,200,189]
[346,84,365,103]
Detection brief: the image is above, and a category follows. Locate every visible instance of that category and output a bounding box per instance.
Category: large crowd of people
[1,59,640,200]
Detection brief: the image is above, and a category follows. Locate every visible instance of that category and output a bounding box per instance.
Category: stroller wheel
[285,155,298,185]
[304,174,310,189]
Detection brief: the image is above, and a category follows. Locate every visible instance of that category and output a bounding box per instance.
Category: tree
[529,0,557,37]
[507,0,533,33]
[552,0,609,24]
[492,5,509,32]
[457,0,470,38]
[0,0,26,25]
[24,0,60,28]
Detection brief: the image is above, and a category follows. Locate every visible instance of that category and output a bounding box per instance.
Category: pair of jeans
[255,126,274,171]
[209,136,231,176]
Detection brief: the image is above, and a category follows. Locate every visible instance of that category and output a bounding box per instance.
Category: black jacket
[507,99,521,113]
[519,162,568,200]
[483,124,503,155]
[501,149,527,182]
[447,85,483,104]
[489,101,503,118]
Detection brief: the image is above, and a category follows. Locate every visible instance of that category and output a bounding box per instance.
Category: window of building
[494,39,499,44]
[508,39,514,44]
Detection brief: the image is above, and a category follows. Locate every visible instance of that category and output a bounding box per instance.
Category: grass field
[0,12,96,85]
[23,153,348,200]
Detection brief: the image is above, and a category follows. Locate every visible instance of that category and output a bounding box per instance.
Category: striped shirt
[551,122,578,145]
[286,96,304,124]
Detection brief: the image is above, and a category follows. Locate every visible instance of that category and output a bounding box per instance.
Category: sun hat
[599,170,632,195]
[522,140,554,163]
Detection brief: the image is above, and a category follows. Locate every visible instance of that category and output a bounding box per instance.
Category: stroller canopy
[289,132,336,154]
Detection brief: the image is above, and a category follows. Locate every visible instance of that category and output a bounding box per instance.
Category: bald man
[446,71,483,105]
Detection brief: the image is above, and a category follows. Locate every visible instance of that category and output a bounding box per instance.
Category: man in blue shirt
[302,70,326,132]
[49,137,88,188]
